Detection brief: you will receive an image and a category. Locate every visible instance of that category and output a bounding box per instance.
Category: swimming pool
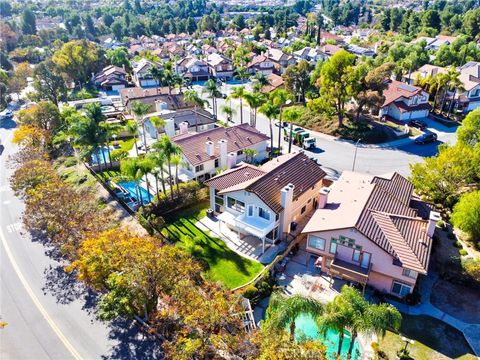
[117,180,153,204]
[92,147,110,164]
[294,313,361,360]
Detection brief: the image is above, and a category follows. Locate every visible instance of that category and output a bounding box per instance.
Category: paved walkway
[387,273,480,357]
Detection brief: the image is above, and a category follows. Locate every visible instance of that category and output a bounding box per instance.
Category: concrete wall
[304,228,418,295]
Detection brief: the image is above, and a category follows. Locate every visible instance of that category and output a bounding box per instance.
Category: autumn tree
[318,50,358,127]
[32,60,67,105]
[16,101,62,133]
[52,40,106,85]
[8,62,32,94]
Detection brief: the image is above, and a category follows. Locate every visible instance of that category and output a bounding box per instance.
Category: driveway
[193,82,458,178]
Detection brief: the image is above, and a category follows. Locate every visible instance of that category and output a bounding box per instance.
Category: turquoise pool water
[294,313,361,360]
[117,180,152,204]
[92,147,110,164]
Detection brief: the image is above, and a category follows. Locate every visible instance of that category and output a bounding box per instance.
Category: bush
[371,342,388,360]
[110,148,129,161]
[454,241,462,248]
[459,249,468,256]
[436,219,446,230]
[462,257,480,282]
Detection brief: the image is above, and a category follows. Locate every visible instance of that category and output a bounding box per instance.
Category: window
[258,207,270,221]
[361,252,371,269]
[353,249,361,262]
[227,197,245,212]
[329,239,337,254]
[214,159,219,167]
[301,205,306,214]
[391,281,412,297]
[237,150,244,155]
[471,88,480,97]
[247,205,254,217]
[411,96,418,105]
[195,164,204,173]
[402,269,418,279]
[308,235,326,251]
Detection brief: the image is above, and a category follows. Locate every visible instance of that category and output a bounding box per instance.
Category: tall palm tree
[271,89,293,156]
[244,148,257,163]
[243,91,265,128]
[83,102,109,165]
[126,119,139,156]
[252,72,270,93]
[184,89,207,132]
[148,151,167,194]
[69,113,105,171]
[259,100,280,159]
[149,115,166,139]
[102,121,123,168]
[153,135,181,201]
[228,86,247,124]
[445,67,465,118]
[220,104,236,125]
[130,100,151,153]
[203,79,222,118]
[137,157,155,203]
[163,70,175,95]
[170,154,182,197]
[265,292,323,342]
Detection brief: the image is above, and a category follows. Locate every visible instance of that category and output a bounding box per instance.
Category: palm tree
[271,89,293,156]
[83,102,109,165]
[203,79,222,118]
[154,135,181,201]
[243,91,265,128]
[126,119,139,156]
[69,113,105,171]
[228,86,247,124]
[102,121,123,168]
[252,72,270,93]
[244,148,257,163]
[220,104,236,124]
[120,157,145,205]
[445,67,465,118]
[163,70,175,95]
[149,116,166,139]
[184,89,207,132]
[170,154,182,197]
[137,157,154,203]
[283,107,303,153]
[148,66,164,88]
[259,100,280,159]
[148,151,167,194]
[130,100,151,153]
[265,292,323,342]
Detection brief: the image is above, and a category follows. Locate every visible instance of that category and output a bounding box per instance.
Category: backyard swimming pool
[294,313,361,360]
[92,147,110,164]
[117,180,153,204]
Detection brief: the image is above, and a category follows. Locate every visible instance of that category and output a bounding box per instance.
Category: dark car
[409,119,427,130]
[222,93,228,99]
[415,132,437,144]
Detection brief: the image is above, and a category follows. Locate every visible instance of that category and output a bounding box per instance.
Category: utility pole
[352,138,362,172]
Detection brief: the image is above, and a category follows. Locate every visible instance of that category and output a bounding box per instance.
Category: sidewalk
[387,273,480,357]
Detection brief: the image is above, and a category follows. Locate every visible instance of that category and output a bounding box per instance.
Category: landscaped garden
[378,314,476,360]
[162,201,264,289]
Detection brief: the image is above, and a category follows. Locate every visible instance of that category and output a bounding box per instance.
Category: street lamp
[401,336,414,353]
[352,138,362,172]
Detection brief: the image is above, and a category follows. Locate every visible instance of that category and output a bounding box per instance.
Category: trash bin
[290,222,297,231]
[206,209,215,218]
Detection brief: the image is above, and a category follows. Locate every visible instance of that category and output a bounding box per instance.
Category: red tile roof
[204,164,265,191]
[382,80,424,107]
[172,124,269,166]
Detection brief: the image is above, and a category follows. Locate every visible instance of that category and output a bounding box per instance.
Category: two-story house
[302,171,438,297]
[247,54,276,75]
[205,152,327,253]
[266,48,296,74]
[206,53,234,80]
[132,59,163,88]
[379,80,430,122]
[171,123,269,182]
[92,65,128,93]
[176,57,210,81]
[450,61,480,114]
[293,47,328,64]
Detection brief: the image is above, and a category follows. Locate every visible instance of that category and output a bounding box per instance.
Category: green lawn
[379,314,476,360]
[163,202,264,289]
[111,138,135,152]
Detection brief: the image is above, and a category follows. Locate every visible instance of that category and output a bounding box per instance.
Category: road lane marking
[0,227,83,360]
[6,222,22,233]
[2,200,11,205]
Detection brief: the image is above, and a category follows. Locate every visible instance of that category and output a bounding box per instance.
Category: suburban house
[175,57,210,81]
[320,44,344,58]
[143,108,216,139]
[262,73,285,93]
[266,48,296,73]
[92,65,128,93]
[205,152,327,252]
[247,54,276,75]
[171,123,269,182]
[132,59,163,87]
[417,35,457,51]
[379,80,430,122]
[293,47,328,64]
[302,171,438,297]
[404,64,448,85]
[119,87,187,112]
[448,61,480,114]
[347,44,376,57]
[206,53,235,80]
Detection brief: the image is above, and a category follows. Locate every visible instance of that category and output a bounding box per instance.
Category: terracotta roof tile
[204,164,265,191]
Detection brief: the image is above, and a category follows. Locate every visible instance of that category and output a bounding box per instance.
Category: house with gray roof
[302,171,439,297]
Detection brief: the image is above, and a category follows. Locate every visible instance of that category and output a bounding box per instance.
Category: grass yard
[379,314,476,360]
[162,202,264,289]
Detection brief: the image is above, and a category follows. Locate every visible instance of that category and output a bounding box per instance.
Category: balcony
[330,258,370,285]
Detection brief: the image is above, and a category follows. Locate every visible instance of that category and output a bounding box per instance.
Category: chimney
[205,141,214,157]
[427,211,441,237]
[218,139,228,169]
[179,121,189,134]
[280,183,295,234]
[318,187,330,209]
[227,151,237,169]
[155,100,168,112]
[164,118,175,137]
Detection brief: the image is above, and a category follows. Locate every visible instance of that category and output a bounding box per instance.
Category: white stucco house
[379,80,430,122]
[132,59,163,88]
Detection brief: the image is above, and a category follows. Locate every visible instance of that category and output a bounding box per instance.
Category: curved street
[0,117,161,360]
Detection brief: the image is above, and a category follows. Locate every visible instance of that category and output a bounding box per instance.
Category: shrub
[110,148,129,161]
[371,342,388,360]
[462,257,480,282]
[459,249,468,256]
[436,219,446,230]
[454,241,462,248]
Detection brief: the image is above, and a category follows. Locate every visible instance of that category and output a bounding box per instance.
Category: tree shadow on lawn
[398,314,476,359]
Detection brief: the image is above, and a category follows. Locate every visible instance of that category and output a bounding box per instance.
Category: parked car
[222,93,227,99]
[415,132,437,144]
[0,109,13,119]
[409,119,427,130]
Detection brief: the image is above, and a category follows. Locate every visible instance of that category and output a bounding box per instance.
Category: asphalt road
[193,82,457,179]
[0,115,162,360]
